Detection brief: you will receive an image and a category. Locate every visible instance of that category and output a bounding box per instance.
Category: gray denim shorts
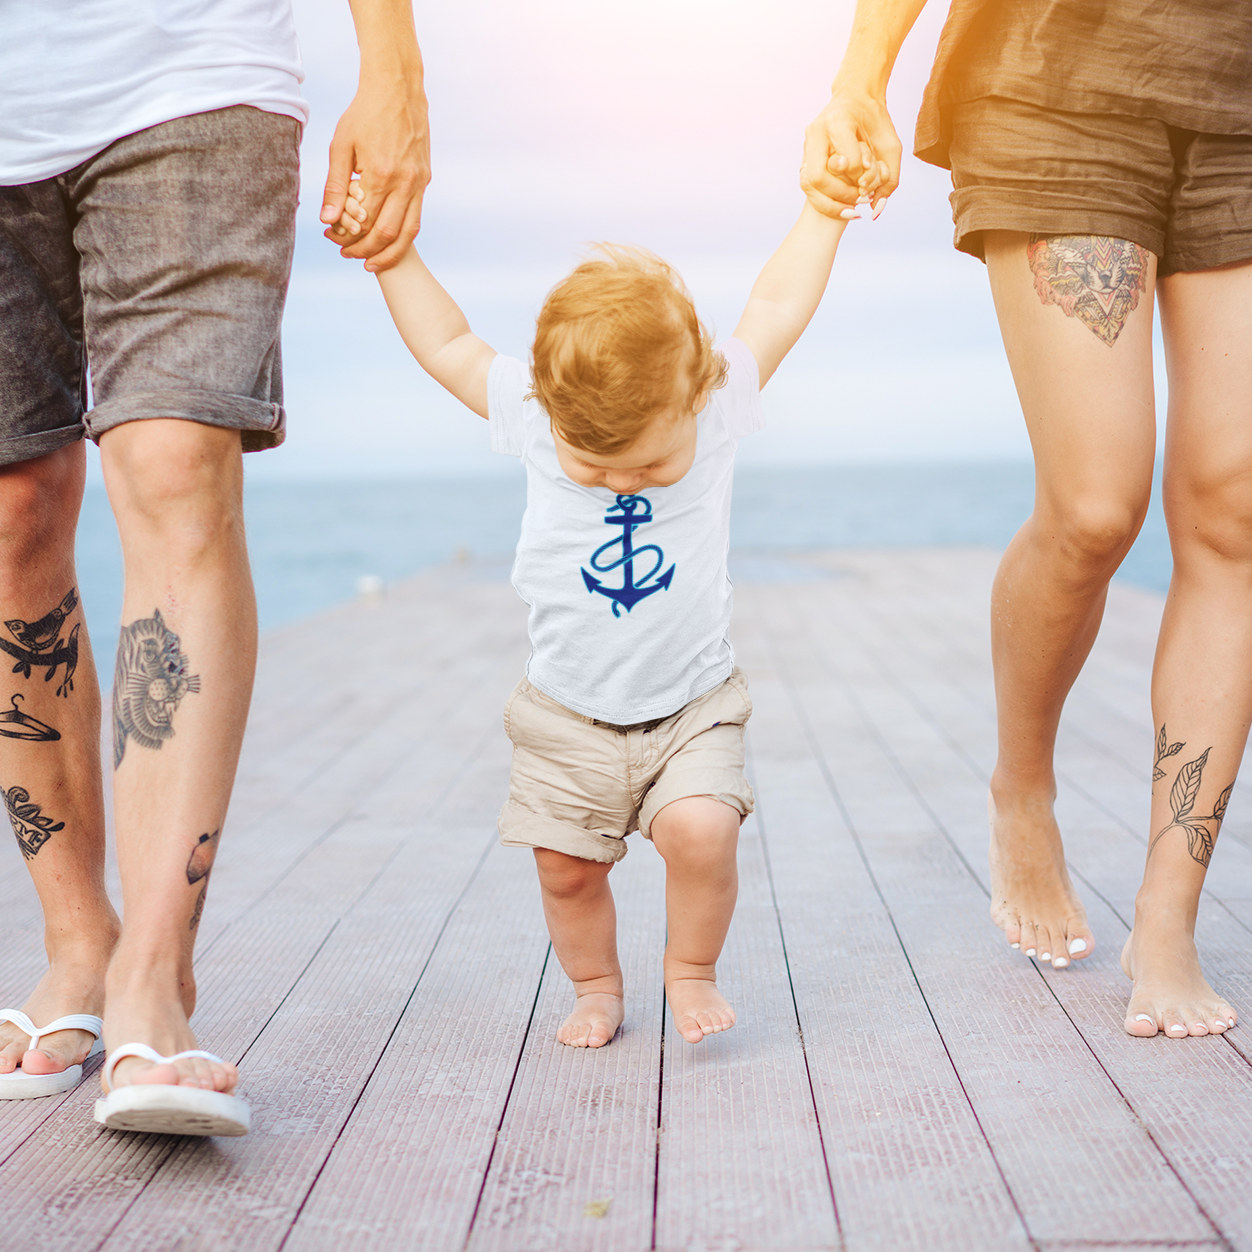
[0,105,300,465]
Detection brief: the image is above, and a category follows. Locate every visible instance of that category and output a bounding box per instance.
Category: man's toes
[1126,1012,1158,1038]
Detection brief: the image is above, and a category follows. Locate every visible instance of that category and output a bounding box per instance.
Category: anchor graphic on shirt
[581,494,676,618]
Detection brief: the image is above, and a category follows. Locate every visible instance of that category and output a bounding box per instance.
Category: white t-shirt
[1,1,308,185]
[489,337,765,725]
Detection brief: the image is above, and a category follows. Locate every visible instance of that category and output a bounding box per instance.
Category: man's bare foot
[0,942,113,1077]
[102,970,236,1093]
[988,789,1094,968]
[666,977,735,1044]
[1121,924,1237,1038]
[557,992,624,1048]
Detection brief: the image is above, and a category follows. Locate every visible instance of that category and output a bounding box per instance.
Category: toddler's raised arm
[732,203,849,388]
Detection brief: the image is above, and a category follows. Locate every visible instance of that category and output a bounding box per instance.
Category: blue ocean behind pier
[74,462,1171,668]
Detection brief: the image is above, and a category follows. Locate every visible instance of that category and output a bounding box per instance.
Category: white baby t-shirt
[488,336,765,725]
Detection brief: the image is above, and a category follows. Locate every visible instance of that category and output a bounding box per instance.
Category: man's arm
[321,0,431,272]
[376,249,496,418]
[801,0,929,217]
[732,203,847,389]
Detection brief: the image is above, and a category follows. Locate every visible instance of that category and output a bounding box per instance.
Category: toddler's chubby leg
[533,849,624,1048]
[649,797,740,1044]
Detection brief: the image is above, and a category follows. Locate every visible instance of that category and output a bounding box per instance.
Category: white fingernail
[1068,938,1087,954]
[1135,1014,1154,1022]
[1025,948,1036,956]
[839,209,862,220]
[1010,942,1020,949]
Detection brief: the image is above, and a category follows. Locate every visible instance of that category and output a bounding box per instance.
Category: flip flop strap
[0,1010,102,1052]
[102,1043,225,1091]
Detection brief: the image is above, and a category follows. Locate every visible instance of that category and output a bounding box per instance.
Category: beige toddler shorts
[498,670,755,864]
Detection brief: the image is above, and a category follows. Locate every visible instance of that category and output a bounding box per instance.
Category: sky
[234,0,1148,479]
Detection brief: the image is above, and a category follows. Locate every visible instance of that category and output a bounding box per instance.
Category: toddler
[333,181,853,1047]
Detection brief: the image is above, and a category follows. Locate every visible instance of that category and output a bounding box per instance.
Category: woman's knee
[1035,493,1148,572]
[1166,469,1252,564]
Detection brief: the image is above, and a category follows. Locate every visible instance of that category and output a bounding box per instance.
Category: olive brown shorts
[0,105,300,466]
[498,670,756,864]
[948,96,1252,275]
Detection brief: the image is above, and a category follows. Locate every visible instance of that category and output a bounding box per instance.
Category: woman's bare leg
[1122,260,1252,1037]
[983,231,1158,967]
[0,443,119,1075]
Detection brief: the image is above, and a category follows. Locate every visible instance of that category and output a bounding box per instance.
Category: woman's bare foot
[1121,924,1236,1038]
[557,991,624,1048]
[988,789,1094,968]
[666,976,735,1044]
[0,938,114,1076]
[102,967,236,1093]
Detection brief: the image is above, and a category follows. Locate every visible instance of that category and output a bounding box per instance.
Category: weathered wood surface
[1,548,1249,1251]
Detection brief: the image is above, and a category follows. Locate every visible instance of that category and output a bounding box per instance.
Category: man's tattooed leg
[112,608,200,768]
[4,785,65,860]
[1026,235,1149,347]
[0,587,80,697]
[1147,727,1233,869]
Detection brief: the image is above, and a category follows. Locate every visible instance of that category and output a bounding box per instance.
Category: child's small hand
[329,180,369,240]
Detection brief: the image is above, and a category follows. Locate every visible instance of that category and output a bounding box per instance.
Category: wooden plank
[755,583,1218,1247]
[465,841,666,1252]
[732,601,1031,1252]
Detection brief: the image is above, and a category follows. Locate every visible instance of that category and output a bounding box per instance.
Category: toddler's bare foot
[988,788,1094,968]
[557,992,624,1048]
[1121,924,1236,1039]
[666,977,735,1044]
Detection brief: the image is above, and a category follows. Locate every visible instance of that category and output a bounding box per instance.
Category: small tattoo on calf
[1148,740,1234,869]
[112,609,200,769]
[0,694,60,741]
[4,785,64,860]
[1026,235,1148,347]
[186,830,220,885]
[0,588,80,697]
[1153,724,1184,782]
[189,883,207,932]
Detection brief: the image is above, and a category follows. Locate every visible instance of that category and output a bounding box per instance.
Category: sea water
[73,462,1170,668]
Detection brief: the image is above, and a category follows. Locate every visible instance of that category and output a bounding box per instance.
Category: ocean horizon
[73,461,1171,670]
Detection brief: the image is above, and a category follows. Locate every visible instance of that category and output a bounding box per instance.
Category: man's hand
[321,0,431,273]
[802,87,900,220]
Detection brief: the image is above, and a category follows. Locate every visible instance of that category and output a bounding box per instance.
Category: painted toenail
[1169,1025,1186,1033]
[1068,938,1087,954]
[1053,957,1068,967]
[1135,1015,1154,1022]
[1025,948,1036,956]
[1039,952,1051,961]
[1010,942,1020,949]
[1230,1018,1237,1026]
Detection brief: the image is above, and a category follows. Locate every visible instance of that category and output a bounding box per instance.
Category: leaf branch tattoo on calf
[1153,725,1184,782]
[4,785,64,860]
[1026,235,1148,347]
[1148,729,1234,869]
[112,609,200,769]
[0,588,80,697]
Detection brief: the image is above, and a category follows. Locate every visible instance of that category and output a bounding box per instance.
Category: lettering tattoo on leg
[0,588,80,697]
[112,609,200,769]
[4,785,65,860]
[1026,235,1148,347]
[1148,730,1233,869]
[0,694,59,741]
[186,830,220,884]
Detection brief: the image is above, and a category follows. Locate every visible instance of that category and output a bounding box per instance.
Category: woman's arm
[732,203,847,388]
[376,248,496,419]
[801,0,930,216]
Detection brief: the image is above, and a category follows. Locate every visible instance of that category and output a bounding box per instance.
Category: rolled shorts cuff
[85,388,285,451]
[0,422,85,467]
[638,767,755,840]
[950,187,1166,261]
[498,800,628,864]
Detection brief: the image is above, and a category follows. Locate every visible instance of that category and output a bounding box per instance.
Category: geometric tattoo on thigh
[1148,728,1234,869]
[112,609,200,769]
[0,588,80,697]
[4,785,65,860]
[186,829,220,884]
[1026,235,1148,347]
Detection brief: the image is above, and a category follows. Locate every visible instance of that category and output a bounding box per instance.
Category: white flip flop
[93,1043,250,1137]
[0,1010,104,1099]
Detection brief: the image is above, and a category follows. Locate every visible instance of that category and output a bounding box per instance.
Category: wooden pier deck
[3,547,1252,1251]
